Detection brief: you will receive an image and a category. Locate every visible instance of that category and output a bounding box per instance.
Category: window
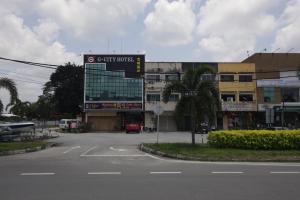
[202,74,216,81]
[169,94,179,102]
[146,75,160,83]
[239,94,253,102]
[146,94,160,102]
[165,74,179,82]
[220,74,234,82]
[85,63,143,101]
[239,75,252,82]
[221,94,235,102]
[282,88,299,102]
[263,87,274,103]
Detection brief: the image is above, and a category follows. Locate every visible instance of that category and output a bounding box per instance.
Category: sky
[0,0,300,107]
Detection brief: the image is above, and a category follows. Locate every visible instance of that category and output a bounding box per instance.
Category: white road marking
[20,173,55,176]
[270,171,300,174]
[88,172,121,175]
[80,146,98,156]
[211,172,244,174]
[81,154,148,157]
[109,146,127,152]
[63,146,81,154]
[150,171,182,174]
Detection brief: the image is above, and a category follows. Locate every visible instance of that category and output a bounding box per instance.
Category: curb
[139,143,300,162]
[0,142,58,156]
[139,143,197,161]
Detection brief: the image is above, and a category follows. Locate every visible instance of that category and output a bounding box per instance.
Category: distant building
[243,53,300,128]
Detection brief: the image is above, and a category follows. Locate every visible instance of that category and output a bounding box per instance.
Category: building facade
[218,63,257,130]
[84,54,145,131]
[243,53,300,128]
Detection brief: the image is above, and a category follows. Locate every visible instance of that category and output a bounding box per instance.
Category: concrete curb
[0,142,58,156]
[139,143,300,162]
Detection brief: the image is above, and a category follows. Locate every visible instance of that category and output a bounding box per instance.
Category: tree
[9,99,31,118]
[0,77,18,113]
[163,66,220,145]
[44,63,84,117]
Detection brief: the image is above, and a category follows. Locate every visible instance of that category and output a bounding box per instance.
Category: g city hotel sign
[84,54,144,77]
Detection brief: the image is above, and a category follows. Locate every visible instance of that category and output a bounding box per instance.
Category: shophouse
[243,53,300,128]
[218,63,257,130]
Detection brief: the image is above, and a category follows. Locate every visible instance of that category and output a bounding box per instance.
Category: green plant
[78,122,92,133]
[208,130,300,150]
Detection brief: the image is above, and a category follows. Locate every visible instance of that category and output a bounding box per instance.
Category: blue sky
[0,0,300,104]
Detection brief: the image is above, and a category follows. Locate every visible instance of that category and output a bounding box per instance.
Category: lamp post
[281,96,285,129]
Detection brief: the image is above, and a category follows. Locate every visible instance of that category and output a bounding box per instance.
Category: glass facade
[85,63,143,101]
[263,87,275,102]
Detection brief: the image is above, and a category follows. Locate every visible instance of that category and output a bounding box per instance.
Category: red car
[125,123,141,133]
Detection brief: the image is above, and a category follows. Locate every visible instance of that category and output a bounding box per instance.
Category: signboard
[222,102,257,111]
[153,105,164,115]
[85,103,142,111]
[257,79,300,87]
[84,54,144,78]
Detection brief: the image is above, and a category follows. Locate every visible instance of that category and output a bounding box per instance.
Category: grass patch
[144,143,300,162]
[0,141,47,153]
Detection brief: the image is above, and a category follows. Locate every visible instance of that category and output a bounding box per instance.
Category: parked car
[125,123,141,133]
[59,119,80,130]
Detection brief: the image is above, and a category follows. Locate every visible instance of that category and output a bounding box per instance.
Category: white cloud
[144,0,196,46]
[38,0,151,39]
[196,0,277,61]
[0,9,80,105]
[272,0,300,52]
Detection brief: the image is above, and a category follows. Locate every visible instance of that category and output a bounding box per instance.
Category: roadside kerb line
[270,171,300,174]
[20,173,55,176]
[88,172,121,175]
[80,146,98,156]
[63,146,81,154]
[150,171,182,174]
[211,172,244,174]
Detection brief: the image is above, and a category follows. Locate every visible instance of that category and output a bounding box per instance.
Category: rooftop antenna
[272,48,280,53]
[287,48,294,53]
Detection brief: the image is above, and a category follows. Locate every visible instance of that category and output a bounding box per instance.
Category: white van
[59,119,79,130]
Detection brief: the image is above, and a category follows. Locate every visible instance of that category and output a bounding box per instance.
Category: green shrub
[208,130,300,150]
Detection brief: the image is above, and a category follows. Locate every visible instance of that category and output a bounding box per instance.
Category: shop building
[243,53,300,128]
[218,63,257,130]
[84,54,145,131]
[144,62,218,131]
[144,62,181,131]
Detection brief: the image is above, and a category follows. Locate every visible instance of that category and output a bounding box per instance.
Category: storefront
[84,54,145,131]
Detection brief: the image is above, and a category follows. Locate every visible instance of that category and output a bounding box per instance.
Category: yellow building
[218,63,257,129]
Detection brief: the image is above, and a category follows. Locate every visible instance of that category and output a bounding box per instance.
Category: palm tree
[9,99,31,118]
[0,77,18,113]
[163,66,220,144]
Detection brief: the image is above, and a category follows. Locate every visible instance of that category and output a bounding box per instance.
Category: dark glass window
[239,94,253,102]
[282,88,299,102]
[169,94,179,102]
[263,87,274,103]
[220,74,234,82]
[146,94,160,102]
[221,94,235,102]
[165,74,179,82]
[146,75,160,82]
[239,75,252,82]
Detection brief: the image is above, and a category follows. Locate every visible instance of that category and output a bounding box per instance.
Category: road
[1,132,300,200]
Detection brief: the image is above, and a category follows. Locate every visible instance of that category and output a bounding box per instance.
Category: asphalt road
[1,132,300,200]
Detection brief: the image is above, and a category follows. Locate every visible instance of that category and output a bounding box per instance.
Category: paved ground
[1,132,300,200]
